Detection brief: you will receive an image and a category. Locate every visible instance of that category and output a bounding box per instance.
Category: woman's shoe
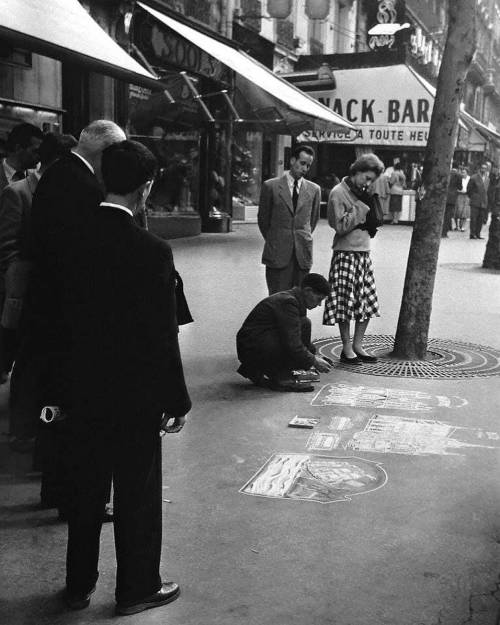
[340,351,362,365]
[353,350,378,363]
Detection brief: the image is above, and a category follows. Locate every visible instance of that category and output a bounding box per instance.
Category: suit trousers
[470,205,485,238]
[239,317,313,379]
[65,409,162,603]
[265,255,309,295]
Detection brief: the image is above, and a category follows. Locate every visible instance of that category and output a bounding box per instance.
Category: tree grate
[314,335,500,379]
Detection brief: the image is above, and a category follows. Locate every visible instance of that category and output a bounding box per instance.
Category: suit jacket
[467,173,488,209]
[0,172,38,275]
[258,174,320,270]
[69,205,191,420]
[236,286,315,371]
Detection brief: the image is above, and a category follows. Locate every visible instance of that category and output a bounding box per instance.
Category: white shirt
[285,171,303,197]
[71,150,95,174]
[99,201,133,217]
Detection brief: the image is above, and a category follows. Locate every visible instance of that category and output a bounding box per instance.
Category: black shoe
[268,377,314,392]
[469,235,476,239]
[477,236,484,239]
[64,585,96,610]
[116,582,180,616]
[353,350,378,363]
[340,351,362,365]
[237,364,264,386]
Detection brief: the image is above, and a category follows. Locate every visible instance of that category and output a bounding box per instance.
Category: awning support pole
[180,71,215,122]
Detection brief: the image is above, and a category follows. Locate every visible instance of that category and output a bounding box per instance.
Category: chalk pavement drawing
[240,453,387,504]
[311,383,467,412]
[316,414,500,456]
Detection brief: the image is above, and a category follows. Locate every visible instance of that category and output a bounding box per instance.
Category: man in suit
[63,140,191,615]
[0,123,43,194]
[258,145,320,295]
[237,273,332,391]
[467,163,489,239]
[0,133,77,381]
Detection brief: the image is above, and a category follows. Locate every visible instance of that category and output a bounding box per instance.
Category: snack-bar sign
[296,65,435,146]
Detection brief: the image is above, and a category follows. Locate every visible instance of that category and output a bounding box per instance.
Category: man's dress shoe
[64,585,96,610]
[115,582,180,615]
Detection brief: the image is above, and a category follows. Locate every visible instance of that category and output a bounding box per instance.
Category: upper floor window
[0,43,32,68]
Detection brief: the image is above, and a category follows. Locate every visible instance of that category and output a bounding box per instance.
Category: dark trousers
[442,203,455,235]
[470,205,486,237]
[265,256,308,295]
[238,317,313,379]
[65,411,162,604]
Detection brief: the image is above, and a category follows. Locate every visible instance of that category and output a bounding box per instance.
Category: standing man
[258,145,320,295]
[64,140,191,615]
[467,163,489,239]
[442,165,462,238]
[0,123,43,194]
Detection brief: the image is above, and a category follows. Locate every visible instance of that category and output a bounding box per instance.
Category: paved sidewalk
[1,221,499,625]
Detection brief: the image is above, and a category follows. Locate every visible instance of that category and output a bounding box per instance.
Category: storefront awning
[286,63,467,146]
[460,109,500,147]
[137,3,355,134]
[0,0,159,89]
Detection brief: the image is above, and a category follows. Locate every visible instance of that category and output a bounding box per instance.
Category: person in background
[0,123,43,195]
[258,145,321,294]
[442,165,462,238]
[63,140,190,615]
[0,134,77,382]
[467,163,489,239]
[388,162,406,224]
[237,273,332,392]
[454,166,470,232]
[323,154,385,364]
[371,169,391,220]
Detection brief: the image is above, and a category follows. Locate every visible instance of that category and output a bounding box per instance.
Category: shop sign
[296,64,435,147]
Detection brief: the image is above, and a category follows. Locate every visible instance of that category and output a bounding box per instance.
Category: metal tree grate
[314,335,500,379]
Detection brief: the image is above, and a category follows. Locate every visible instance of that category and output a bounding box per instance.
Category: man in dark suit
[258,145,321,295]
[237,273,332,391]
[0,123,43,195]
[63,140,191,615]
[467,163,489,239]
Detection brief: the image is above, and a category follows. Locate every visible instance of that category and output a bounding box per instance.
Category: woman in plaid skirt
[323,154,385,364]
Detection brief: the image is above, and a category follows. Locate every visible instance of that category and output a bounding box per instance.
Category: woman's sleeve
[327,188,368,235]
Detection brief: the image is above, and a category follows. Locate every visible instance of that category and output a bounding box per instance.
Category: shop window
[232,130,262,206]
[0,43,32,68]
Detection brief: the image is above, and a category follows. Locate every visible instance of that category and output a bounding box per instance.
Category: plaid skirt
[323,251,379,325]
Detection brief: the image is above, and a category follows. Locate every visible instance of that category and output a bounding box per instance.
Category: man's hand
[314,356,332,373]
[160,414,186,436]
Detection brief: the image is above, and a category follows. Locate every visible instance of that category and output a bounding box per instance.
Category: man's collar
[99,201,133,217]
[71,150,95,174]
[2,158,17,183]
[291,286,307,314]
[286,171,302,187]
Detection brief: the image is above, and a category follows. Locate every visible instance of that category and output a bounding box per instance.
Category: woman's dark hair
[102,140,157,194]
[349,153,385,177]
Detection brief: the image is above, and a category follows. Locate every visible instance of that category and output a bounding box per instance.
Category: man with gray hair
[12,121,126,517]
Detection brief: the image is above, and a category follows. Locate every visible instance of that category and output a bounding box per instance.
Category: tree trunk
[392,0,476,360]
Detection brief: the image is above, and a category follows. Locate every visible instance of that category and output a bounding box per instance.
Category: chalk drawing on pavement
[240,454,387,504]
[311,383,467,412]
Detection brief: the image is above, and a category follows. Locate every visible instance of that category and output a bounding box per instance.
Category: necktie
[12,170,26,182]
[292,179,299,212]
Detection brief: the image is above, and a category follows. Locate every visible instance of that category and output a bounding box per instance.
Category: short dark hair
[38,133,77,167]
[291,145,315,160]
[302,273,330,296]
[6,123,43,152]
[349,153,385,177]
[101,140,157,194]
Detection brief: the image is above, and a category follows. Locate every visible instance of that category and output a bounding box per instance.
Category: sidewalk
[1,221,499,625]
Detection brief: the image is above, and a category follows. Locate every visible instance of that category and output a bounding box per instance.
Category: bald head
[74,120,126,179]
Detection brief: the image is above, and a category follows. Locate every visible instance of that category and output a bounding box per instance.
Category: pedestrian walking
[442,165,462,238]
[388,162,406,224]
[323,154,384,364]
[63,140,191,615]
[237,273,332,392]
[258,145,321,294]
[467,163,489,239]
[454,166,470,231]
